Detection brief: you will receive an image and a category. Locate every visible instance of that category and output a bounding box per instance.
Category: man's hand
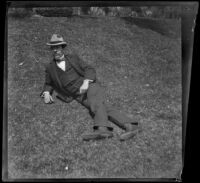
[41,91,54,104]
[80,79,93,94]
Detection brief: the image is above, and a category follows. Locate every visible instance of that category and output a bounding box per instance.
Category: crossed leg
[75,82,137,130]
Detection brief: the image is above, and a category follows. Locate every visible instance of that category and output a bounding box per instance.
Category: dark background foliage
[8,6,181,19]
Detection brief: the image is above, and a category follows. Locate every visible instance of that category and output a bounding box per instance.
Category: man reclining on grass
[40,34,141,141]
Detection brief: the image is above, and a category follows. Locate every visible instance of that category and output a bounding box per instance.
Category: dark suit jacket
[41,54,96,100]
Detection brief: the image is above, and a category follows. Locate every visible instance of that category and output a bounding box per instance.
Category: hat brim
[46,42,67,47]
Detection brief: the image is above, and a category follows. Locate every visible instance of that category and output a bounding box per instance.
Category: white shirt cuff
[84,79,93,83]
[41,91,50,97]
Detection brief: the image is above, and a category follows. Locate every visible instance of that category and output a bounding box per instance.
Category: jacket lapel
[66,54,84,77]
[49,61,71,96]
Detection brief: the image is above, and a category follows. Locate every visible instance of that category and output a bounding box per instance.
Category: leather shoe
[119,122,142,141]
[82,127,113,141]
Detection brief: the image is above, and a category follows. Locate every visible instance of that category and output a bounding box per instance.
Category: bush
[8,8,33,18]
[35,7,73,17]
[8,6,181,19]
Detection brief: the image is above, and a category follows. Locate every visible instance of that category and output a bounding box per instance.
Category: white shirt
[55,54,66,71]
[56,60,66,71]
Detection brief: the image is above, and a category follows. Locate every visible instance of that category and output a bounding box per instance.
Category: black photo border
[3,1,199,182]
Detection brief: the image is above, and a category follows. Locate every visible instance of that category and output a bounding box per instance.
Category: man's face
[51,45,64,61]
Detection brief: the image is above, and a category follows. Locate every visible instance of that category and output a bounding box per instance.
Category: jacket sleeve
[75,55,96,81]
[40,65,54,96]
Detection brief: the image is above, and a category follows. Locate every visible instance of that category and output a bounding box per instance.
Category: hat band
[49,41,65,44]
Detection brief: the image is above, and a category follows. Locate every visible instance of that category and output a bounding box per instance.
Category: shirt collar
[55,54,65,63]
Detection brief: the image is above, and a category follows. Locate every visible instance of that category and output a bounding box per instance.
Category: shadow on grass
[122,17,181,38]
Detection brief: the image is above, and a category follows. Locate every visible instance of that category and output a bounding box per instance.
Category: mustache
[55,50,61,53]
[54,53,64,60]
[54,50,62,54]
[54,51,63,56]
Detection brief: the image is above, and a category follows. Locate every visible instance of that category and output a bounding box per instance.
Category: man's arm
[72,54,96,93]
[40,67,54,96]
[40,67,54,103]
[74,54,96,81]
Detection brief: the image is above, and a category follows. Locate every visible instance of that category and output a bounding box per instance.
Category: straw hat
[46,34,67,47]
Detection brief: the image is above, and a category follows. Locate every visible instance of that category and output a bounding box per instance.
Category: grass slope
[8,16,182,179]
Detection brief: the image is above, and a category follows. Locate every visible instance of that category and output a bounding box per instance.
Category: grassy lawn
[7,15,182,179]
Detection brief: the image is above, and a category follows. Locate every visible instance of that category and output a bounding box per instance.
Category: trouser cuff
[93,125,113,131]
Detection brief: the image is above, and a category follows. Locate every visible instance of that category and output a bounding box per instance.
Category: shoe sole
[119,129,141,141]
[82,132,113,141]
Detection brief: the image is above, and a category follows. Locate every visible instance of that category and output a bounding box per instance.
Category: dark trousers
[75,82,134,131]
